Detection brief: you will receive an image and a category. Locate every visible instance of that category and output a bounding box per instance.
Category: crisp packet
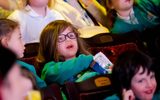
[94,52,113,74]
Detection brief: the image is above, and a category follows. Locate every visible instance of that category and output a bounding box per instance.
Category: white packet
[94,52,113,73]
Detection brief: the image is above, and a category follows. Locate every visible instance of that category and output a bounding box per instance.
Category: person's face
[29,0,49,7]
[131,67,157,100]
[1,64,33,100]
[7,28,25,58]
[57,27,78,60]
[110,0,134,11]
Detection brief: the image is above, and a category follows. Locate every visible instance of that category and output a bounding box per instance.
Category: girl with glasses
[36,20,105,85]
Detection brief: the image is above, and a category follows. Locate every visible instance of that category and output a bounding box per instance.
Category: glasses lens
[58,35,65,43]
[68,32,76,39]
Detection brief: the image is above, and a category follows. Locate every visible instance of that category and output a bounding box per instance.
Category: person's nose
[146,80,154,89]
[65,36,72,41]
[22,40,25,50]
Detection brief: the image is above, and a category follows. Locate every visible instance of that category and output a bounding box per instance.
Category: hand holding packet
[92,52,113,74]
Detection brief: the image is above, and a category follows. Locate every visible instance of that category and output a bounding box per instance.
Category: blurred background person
[0,46,33,100]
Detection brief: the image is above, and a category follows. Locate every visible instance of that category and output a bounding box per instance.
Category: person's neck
[117,8,133,17]
[65,56,76,61]
[30,5,47,17]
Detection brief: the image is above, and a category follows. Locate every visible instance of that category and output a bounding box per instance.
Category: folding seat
[88,42,138,63]
[24,42,39,58]
[63,74,114,100]
[40,83,63,100]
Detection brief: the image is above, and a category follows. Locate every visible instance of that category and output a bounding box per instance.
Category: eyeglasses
[58,32,77,43]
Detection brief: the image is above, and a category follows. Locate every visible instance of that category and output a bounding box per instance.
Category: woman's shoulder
[7,8,27,21]
[50,8,65,20]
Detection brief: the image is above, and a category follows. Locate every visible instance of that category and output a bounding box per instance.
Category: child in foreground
[105,50,160,100]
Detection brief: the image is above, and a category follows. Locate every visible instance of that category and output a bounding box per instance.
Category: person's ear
[107,3,114,9]
[1,37,9,48]
[110,5,114,9]
[106,0,114,9]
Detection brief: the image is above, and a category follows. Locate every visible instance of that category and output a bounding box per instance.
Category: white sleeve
[51,9,66,20]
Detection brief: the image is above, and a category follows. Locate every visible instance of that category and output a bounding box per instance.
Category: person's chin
[19,54,24,58]
[142,94,154,100]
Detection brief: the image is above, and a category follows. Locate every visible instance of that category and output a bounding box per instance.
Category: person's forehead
[60,27,73,35]
[134,67,153,78]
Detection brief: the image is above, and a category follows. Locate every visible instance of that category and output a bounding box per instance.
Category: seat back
[21,43,42,75]
[82,33,113,47]
[20,56,36,65]
[82,31,146,52]
[141,25,160,58]
[24,42,39,58]
[64,74,114,100]
[88,42,138,63]
[40,84,63,100]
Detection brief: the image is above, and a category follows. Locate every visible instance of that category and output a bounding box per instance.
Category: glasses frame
[58,32,77,43]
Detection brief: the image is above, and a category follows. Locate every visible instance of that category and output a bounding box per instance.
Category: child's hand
[90,61,107,74]
[93,52,113,74]
[122,89,135,100]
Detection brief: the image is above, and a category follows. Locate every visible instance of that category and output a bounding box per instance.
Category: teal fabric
[111,0,160,34]
[41,54,94,85]
[17,60,47,88]
[104,94,120,100]
[153,91,160,100]
[104,90,160,100]
[75,71,99,82]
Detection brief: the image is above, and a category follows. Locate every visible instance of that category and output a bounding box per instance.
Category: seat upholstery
[63,74,114,100]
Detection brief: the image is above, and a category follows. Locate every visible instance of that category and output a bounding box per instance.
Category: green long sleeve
[41,54,93,85]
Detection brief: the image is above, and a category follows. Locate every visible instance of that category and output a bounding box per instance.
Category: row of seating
[21,43,138,100]
[21,29,159,100]
[39,74,113,100]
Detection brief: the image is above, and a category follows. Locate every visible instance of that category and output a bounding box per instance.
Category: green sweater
[17,60,47,88]
[41,54,95,85]
[111,0,160,34]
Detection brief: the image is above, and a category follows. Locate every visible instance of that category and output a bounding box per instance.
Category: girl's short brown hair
[0,19,19,45]
[36,20,90,65]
